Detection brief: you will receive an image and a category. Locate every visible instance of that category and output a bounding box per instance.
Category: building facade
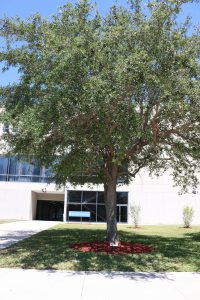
[0,154,200,225]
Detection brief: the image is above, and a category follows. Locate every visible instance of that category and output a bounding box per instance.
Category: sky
[0,0,199,86]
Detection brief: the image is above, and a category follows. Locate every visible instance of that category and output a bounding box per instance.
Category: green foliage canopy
[0,0,200,192]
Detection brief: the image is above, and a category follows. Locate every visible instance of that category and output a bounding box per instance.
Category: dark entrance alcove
[36,200,64,221]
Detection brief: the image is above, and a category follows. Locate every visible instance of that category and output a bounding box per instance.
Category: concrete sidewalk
[0,268,199,300]
[0,221,60,249]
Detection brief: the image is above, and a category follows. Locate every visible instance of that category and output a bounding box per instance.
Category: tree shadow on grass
[184,231,200,241]
[0,226,199,273]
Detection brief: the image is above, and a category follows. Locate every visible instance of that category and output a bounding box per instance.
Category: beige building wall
[0,172,200,225]
[0,182,32,220]
[0,181,61,220]
[128,171,200,225]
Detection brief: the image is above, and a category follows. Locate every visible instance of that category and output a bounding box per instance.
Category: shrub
[183,206,194,228]
[130,204,142,228]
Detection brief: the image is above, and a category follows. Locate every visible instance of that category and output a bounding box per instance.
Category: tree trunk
[104,166,118,244]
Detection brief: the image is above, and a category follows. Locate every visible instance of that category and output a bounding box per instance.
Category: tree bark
[104,166,118,244]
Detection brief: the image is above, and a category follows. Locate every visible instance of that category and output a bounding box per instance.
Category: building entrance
[36,200,64,221]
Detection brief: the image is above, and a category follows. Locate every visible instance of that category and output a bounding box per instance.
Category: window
[82,191,97,204]
[67,191,128,223]
[0,156,51,183]
[0,157,9,174]
[68,191,82,203]
[117,192,128,204]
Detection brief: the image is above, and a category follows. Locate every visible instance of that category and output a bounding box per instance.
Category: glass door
[117,205,128,223]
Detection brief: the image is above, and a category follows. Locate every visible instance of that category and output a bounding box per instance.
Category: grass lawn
[0,224,199,272]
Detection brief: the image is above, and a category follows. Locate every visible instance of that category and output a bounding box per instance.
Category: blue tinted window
[9,157,20,175]
[21,161,32,175]
[0,155,51,182]
[32,163,41,176]
[0,157,9,174]
[0,175,7,181]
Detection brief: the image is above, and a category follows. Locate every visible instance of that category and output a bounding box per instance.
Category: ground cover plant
[0,224,199,272]
[183,206,194,228]
[130,204,142,228]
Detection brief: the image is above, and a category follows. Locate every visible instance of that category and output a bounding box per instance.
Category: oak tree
[1,0,200,243]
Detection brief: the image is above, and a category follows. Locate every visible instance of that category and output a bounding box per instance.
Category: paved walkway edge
[0,268,199,300]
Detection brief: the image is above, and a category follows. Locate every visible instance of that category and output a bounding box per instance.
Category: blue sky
[0,0,199,20]
[0,0,199,86]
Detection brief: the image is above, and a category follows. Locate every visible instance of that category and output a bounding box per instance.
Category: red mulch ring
[69,241,154,255]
